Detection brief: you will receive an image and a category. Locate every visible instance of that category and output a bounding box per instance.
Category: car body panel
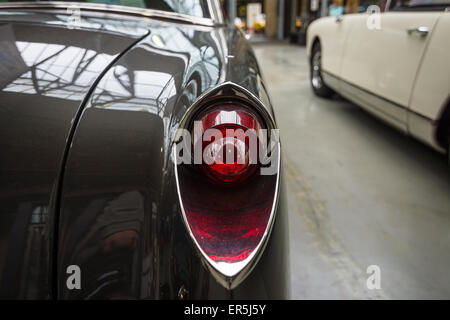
[409,12,450,120]
[408,12,450,147]
[340,12,440,110]
[58,21,289,300]
[0,5,289,299]
[317,16,352,81]
[0,16,145,299]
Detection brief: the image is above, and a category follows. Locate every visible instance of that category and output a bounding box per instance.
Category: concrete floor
[252,41,450,299]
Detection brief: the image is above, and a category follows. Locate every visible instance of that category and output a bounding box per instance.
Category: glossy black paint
[0,12,147,299]
[0,8,289,299]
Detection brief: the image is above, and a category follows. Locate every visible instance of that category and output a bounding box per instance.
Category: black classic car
[0,0,289,299]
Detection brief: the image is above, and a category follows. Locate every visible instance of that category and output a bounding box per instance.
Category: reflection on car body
[0,0,289,299]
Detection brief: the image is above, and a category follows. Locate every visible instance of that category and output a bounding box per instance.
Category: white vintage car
[306,0,450,162]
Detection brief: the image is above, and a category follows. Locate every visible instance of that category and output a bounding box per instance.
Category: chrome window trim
[207,0,225,24]
[0,1,222,27]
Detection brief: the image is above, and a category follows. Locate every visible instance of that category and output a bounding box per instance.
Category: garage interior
[251,36,450,300]
[222,0,450,299]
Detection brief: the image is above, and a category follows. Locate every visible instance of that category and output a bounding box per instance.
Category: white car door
[408,10,450,121]
[316,16,354,79]
[408,10,450,148]
[339,0,442,130]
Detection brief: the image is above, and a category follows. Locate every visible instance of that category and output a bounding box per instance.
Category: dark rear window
[390,0,450,11]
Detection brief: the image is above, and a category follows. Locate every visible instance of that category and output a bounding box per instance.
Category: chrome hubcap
[311,51,322,89]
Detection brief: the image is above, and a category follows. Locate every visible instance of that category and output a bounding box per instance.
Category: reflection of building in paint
[0,16,148,299]
[3,41,114,100]
[21,205,48,299]
[0,202,48,299]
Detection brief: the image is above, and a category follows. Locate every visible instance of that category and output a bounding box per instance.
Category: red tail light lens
[175,93,279,289]
[195,105,262,184]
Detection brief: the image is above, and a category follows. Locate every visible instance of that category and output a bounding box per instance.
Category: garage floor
[253,41,450,299]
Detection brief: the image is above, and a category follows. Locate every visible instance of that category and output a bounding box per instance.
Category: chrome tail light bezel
[172,82,281,290]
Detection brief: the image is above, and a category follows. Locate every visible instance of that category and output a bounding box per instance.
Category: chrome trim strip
[322,71,407,131]
[172,81,281,290]
[0,2,216,27]
[207,0,225,25]
[322,71,445,152]
[385,0,392,12]
[322,70,435,122]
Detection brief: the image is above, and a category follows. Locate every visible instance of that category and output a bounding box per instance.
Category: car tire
[310,43,334,98]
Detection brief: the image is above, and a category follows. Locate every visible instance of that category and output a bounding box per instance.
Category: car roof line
[0,1,218,27]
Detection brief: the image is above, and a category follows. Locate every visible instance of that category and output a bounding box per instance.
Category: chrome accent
[311,50,323,89]
[177,285,188,300]
[385,0,392,12]
[321,71,340,90]
[172,81,280,290]
[174,82,278,143]
[323,71,407,132]
[407,26,429,36]
[0,2,217,27]
[207,0,225,25]
[322,71,445,153]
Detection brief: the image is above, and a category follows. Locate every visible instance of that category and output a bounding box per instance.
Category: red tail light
[174,85,279,289]
[195,104,262,184]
